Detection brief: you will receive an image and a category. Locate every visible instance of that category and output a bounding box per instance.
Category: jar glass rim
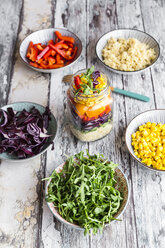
[70,68,110,99]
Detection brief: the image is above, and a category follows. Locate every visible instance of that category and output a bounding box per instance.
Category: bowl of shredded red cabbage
[0,102,57,161]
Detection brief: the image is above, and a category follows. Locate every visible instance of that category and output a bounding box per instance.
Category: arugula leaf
[45,151,123,235]
[83,88,91,95]
[85,65,95,77]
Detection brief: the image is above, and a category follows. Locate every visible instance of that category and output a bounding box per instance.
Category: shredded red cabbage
[70,107,112,131]
[0,106,53,158]
[92,71,100,88]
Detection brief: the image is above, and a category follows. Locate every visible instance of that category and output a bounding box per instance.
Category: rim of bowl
[19,28,83,73]
[0,101,57,162]
[96,28,160,74]
[45,163,130,230]
[125,109,165,172]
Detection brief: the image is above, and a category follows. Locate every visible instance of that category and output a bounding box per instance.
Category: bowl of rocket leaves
[44,150,129,235]
[0,102,57,161]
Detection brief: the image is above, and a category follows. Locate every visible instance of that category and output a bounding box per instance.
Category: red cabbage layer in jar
[67,66,113,142]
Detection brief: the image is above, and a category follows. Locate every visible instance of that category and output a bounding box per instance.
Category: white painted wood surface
[0,0,165,247]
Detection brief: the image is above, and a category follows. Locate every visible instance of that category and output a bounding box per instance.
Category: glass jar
[67,69,113,142]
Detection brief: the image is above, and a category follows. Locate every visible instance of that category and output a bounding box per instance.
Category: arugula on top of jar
[73,66,107,96]
[67,66,113,142]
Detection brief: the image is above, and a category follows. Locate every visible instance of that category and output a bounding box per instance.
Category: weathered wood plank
[140,0,165,108]
[116,0,165,248]
[41,0,90,247]
[0,0,52,247]
[86,0,138,247]
[0,0,22,107]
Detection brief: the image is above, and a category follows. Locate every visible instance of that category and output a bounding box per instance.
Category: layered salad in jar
[67,66,113,142]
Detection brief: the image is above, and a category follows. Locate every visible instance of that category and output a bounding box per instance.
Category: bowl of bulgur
[96,29,160,75]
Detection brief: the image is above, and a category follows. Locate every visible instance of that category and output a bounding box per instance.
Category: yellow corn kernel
[161,125,165,131]
[132,133,136,138]
[154,156,159,161]
[161,131,165,136]
[146,160,152,166]
[143,142,148,148]
[134,145,138,150]
[146,122,151,127]
[151,123,156,127]
[157,146,163,152]
[131,122,165,170]
[143,130,149,136]
[139,126,144,131]
[157,123,163,128]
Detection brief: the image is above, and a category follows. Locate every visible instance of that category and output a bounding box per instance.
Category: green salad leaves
[45,151,123,235]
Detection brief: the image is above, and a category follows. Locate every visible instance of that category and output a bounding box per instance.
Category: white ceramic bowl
[19,28,82,73]
[96,29,160,75]
[45,162,129,231]
[125,109,165,172]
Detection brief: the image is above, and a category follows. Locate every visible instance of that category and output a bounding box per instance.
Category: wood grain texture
[0,0,165,247]
[41,0,89,247]
[0,0,52,247]
[87,1,137,247]
[0,0,22,107]
[116,1,165,248]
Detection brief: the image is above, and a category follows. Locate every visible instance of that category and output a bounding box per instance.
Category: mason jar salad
[67,66,113,142]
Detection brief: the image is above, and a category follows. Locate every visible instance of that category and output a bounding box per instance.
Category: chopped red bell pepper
[43,50,52,60]
[40,62,49,69]
[48,56,56,66]
[30,62,42,68]
[66,42,74,48]
[66,47,73,56]
[51,50,56,56]
[67,47,77,60]
[37,58,43,64]
[74,76,81,89]
[56,54,64,64]
[49,44,70,60]
[60,43,69,49]
[36,46,50,61]
[26,30,77,69]
[48,64,64,69]
[48,40,54,45]
[36,44,44,51]
[28,47,38,62]
[26,41,34,58]
[44,49,57,60]
[55,31,75,43]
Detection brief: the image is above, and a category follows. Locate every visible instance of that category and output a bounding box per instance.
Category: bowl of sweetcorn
[125,109,165,172]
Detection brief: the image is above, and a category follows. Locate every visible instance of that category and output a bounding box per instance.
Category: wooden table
[0,0,165,247]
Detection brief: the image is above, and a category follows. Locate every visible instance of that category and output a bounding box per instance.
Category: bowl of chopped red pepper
[19,28,82,73]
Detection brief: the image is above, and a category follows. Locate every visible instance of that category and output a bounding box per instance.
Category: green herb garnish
[75,66,101,95]
[44,150,123,235]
